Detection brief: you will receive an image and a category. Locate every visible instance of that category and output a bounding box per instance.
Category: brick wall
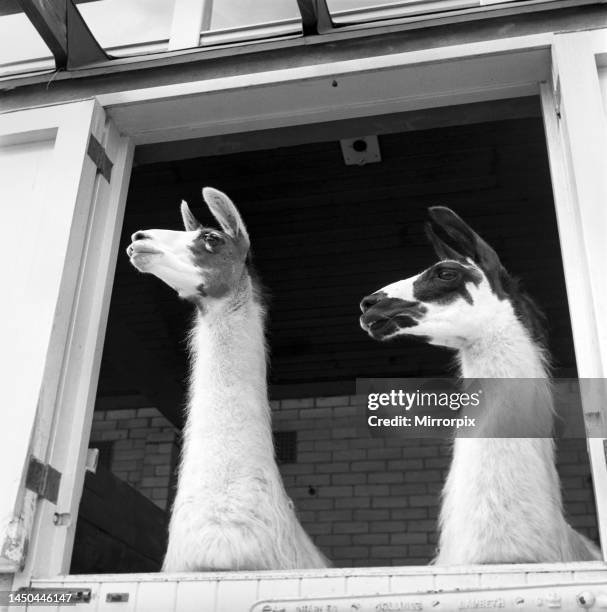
[272,395,599,566]
[91,394,599,566]
[90,407,179,510]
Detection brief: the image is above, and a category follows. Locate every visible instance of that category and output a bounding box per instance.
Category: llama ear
[424,222,465,261]
[427,206,506,277]
[181,200,201,231]
[202,187,250,248]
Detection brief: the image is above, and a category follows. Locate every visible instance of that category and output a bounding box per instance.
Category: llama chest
[176,430,280,504]
[438,438,566,563]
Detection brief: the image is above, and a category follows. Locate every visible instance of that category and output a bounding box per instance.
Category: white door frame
[97,32,554,145]
[8,28,607,583]
[0,100,131,575]
[541,28,607,558]
[5,101,134,585]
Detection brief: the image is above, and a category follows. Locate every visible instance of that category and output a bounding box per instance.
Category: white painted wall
[599,66,607,120]
[0,134,55,560]
[29,564,607,611]
[0,101,99,573]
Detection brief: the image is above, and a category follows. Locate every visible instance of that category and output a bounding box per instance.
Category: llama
[127,187,328,571]
[359,206,600,564]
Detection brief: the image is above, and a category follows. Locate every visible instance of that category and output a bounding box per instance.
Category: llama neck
[456,305,553,436]
[458,307,547,379]
[185,290,271,443]
[437,304,565,563]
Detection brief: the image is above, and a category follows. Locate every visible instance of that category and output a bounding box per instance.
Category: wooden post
[17,0,108,69]
[296,0,333,35]
[168,0,211,51]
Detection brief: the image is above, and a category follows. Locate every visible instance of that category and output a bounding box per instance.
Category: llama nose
[132,231,149,242]
[360,292,385,313]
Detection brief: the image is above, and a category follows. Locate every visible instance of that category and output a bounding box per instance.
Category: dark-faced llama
[360,206,600,564]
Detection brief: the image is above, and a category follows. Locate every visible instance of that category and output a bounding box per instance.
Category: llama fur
[360,206,600,564]
[438,297,599,563]
[128,187,327,571]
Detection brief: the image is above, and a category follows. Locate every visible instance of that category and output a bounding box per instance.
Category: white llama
[359,206,600,564]
[127,187,328,571]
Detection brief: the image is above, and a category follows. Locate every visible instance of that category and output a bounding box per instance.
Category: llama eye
[203,233,223,247]
[437,269,458,281]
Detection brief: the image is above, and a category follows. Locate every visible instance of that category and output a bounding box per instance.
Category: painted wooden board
[28,563,607,612]
[70,465,167,574]
[252,583,607,612]
[0,102,99,572]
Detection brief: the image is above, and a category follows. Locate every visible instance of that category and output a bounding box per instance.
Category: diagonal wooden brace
[17,0,109,70]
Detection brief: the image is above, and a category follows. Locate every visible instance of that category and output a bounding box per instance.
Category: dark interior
[100,111,576,409]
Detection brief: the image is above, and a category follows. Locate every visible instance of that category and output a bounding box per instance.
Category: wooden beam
[134,96,541,165]
[103,318,185,429]
[65,0,109,68]
[18,0,67,65]
[0,1,27,16]
[17,0,108,69]
[168,0,212,51]
[71,465,167,573]
[1,0,99,16]
[295,0,333,35]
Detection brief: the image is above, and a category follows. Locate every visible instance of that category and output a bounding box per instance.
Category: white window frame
[4,26,607,603]
[0,100,130,575]
[1,0,602,79]
[542,31,607,554]
[326,0,604,28]
[0,0,304,78]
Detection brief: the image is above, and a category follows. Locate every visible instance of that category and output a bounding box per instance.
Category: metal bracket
[553,76,562,119]
[25,457,61,505]
[85,447,99,474]
[87,134,113,182]
[106,593,130,603]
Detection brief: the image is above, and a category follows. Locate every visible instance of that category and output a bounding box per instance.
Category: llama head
[127,187,251,307]
[360,206,543,349]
